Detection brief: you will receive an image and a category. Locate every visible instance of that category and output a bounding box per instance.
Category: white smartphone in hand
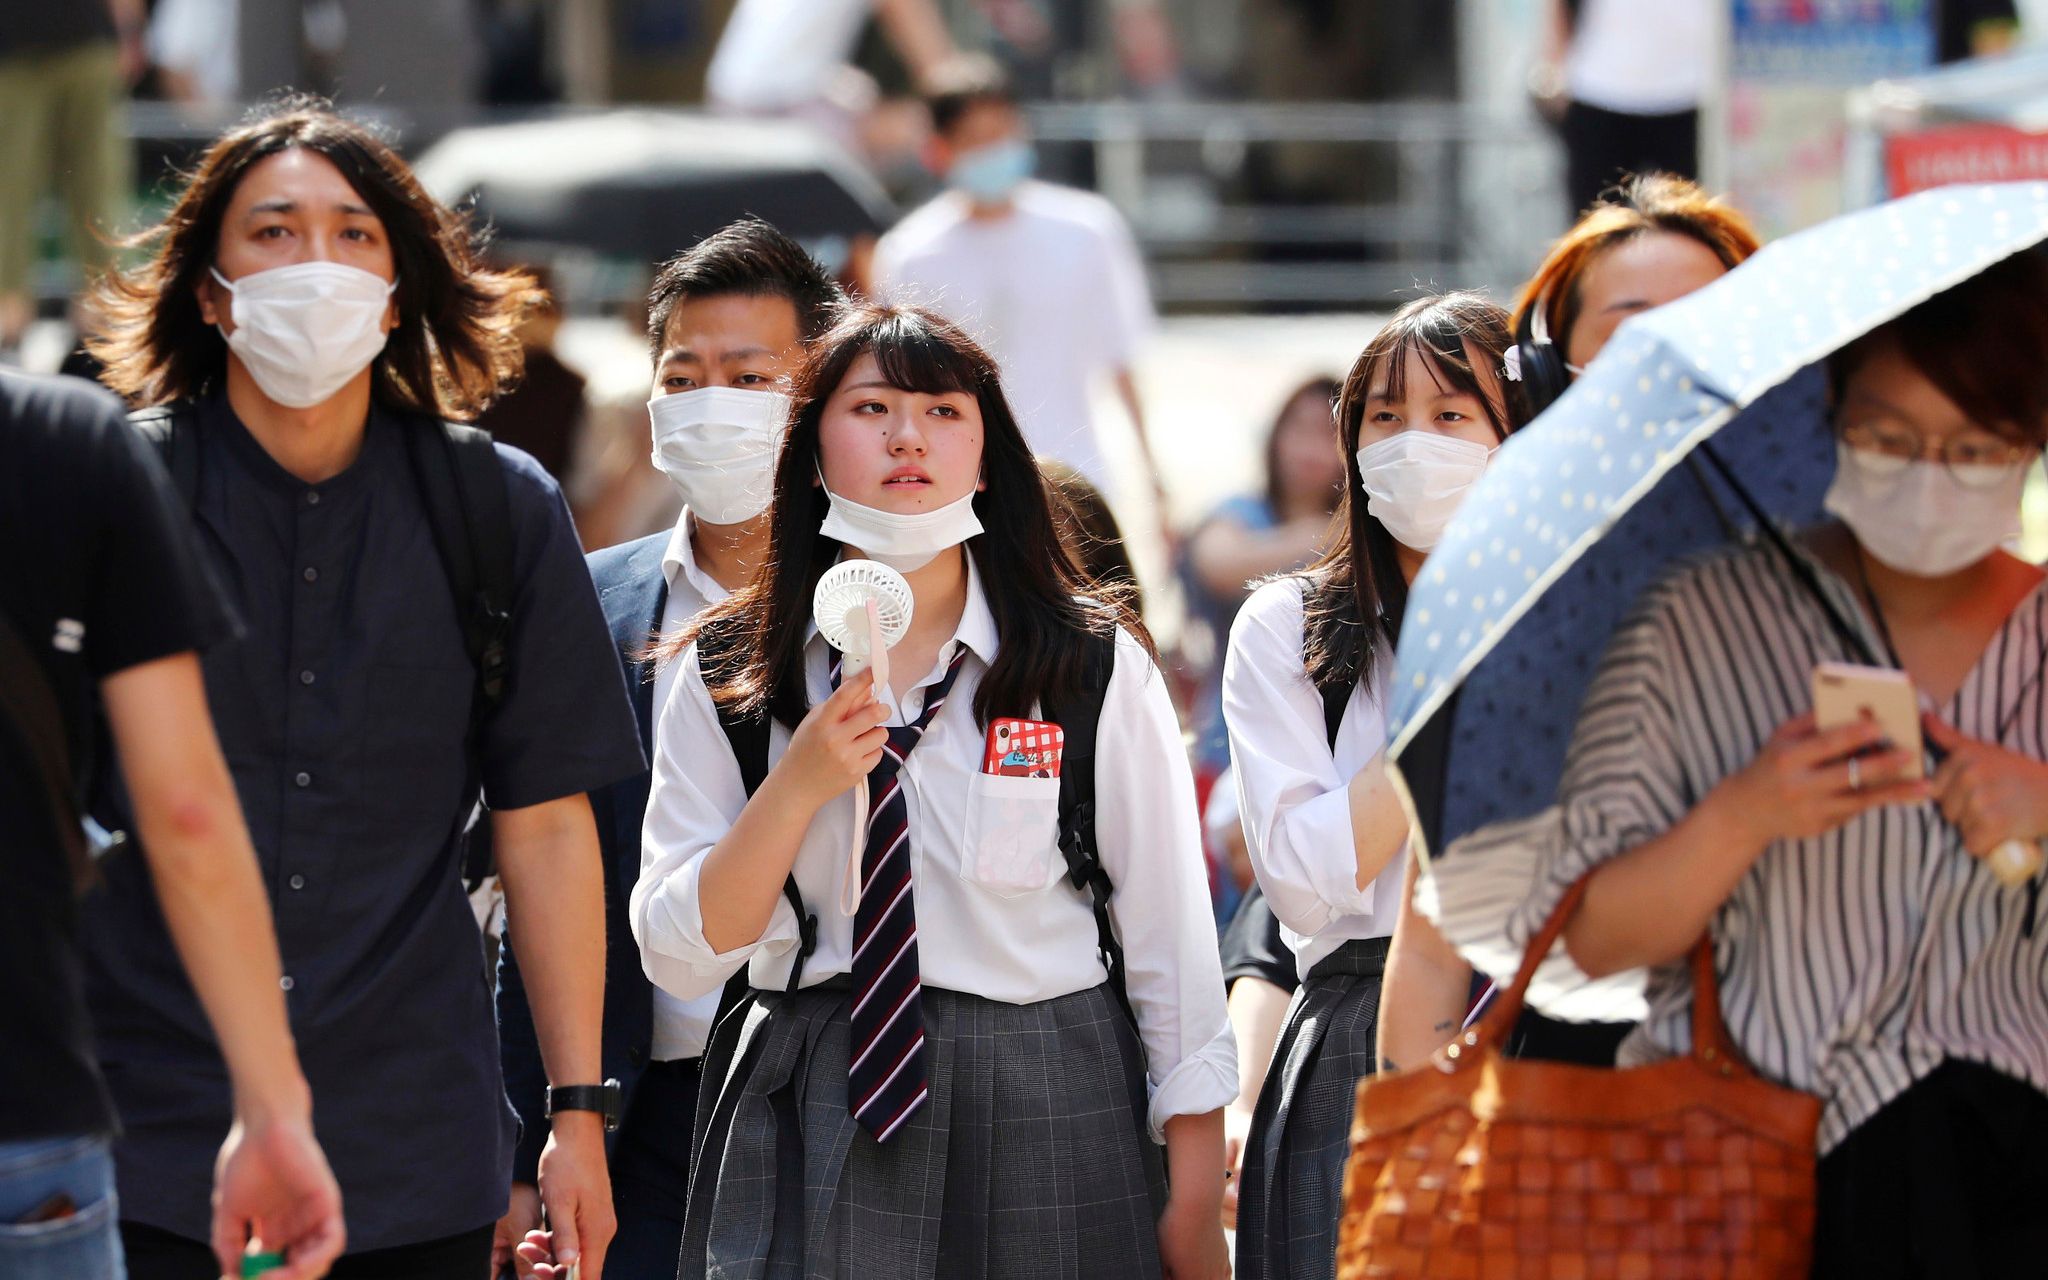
[1812,662,1924,778]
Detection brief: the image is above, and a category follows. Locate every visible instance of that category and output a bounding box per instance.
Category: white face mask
[1356,431,1496,552]
[211,263,397,409]
[1823,442,2032,578]
[816,467,984,572]
[647,386,790,525]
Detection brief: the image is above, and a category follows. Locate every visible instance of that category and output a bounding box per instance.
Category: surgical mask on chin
[211,263,396,409]
[1823,442,2031,578]
[647,386,791,525]
[816,467,984,572]
[1356,431,1496,552]
[947,139,1034,203]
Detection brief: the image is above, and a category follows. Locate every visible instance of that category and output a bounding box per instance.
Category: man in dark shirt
[79,102,644,1280]
[0,369,344,1280]
[495,218,840,1278]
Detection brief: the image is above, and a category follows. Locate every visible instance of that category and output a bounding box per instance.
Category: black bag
[135,404,517,886]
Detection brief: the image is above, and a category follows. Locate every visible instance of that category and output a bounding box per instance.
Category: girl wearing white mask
[634,304,1234,1280]
[1423,251,2048,1277]
[1219,292,1525,1280]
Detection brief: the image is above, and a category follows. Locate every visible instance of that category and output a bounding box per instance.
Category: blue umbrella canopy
[1389,182,2048,854]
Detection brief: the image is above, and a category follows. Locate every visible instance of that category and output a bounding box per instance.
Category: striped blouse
[1419,539,2048,1152]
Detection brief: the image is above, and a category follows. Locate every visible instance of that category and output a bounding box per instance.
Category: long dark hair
[680,303,1150,728]
[89,95,539,419]
[1299,292,1522,695]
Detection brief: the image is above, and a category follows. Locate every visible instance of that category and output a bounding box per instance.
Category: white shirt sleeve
[631,645,802,1001]
[1222,581,1377,937]
[1095,629,1238,1138]
[1094,204,1156,371]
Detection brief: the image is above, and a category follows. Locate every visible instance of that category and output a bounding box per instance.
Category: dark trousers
[1813,1059,2048,1278]
[122,1220,495,1280]
[607,1057,700,1280]
[1561,99,1700,216]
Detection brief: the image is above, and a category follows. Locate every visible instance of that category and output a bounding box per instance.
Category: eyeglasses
[1838,418,2036,490]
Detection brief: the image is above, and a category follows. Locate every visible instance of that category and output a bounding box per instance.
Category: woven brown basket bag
[1335,877,1822,1280]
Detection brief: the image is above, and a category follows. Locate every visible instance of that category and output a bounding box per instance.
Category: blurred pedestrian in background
[1529,0,1711,215]
[474,264,589,490]
[873,55,1162,506]
[0,0,141,355]
[0,369,344,1280]
[80,99,643,1280]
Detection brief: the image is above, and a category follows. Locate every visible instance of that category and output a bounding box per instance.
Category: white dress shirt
[1222,577,1405,979]
[647,509,731,1063]
[871,182,1155,491]
[632,558,1237,1137]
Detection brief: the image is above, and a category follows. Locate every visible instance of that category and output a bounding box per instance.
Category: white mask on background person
[1823,442,2032,578]
[816,466,985,572]
[1356,430,1497,552]
[211,263,397,409]
[647,386,791,525]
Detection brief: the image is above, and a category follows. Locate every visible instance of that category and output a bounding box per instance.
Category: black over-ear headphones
[1513,292,1573,419]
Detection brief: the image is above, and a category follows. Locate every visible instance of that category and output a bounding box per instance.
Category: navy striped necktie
[832,645,969,1142]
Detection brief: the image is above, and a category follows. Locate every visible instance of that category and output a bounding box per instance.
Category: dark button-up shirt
[82,396,643,1250]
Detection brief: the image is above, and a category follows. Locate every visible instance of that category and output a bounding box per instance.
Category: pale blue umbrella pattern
[1389,182,2048,852]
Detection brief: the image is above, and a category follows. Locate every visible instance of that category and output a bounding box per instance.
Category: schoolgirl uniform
[1221,575,1402,1280]
[632,557,1236,1278]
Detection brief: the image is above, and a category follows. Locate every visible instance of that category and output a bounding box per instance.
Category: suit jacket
[498,532,669,1182]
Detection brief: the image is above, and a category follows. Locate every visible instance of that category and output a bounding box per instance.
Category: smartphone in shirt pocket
[963,719,1066,896]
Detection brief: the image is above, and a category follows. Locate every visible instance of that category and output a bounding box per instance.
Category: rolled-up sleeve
[1096,629,1237,1139]
[1222,581,1378,937]
[630,645,801,1001]
[1419,579,1695,1023]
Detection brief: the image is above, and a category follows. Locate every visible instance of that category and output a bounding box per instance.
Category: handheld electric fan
[811,560,915,913]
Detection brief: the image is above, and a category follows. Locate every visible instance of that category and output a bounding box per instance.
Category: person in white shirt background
[872,55,1165,515]
[1221,293,1527,1280]
[633,303,1232,1279]
[497,218,844,1280]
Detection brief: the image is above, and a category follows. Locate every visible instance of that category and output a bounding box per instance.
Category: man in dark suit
[495,220,842,1278]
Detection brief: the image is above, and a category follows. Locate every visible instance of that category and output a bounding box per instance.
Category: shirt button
[298,669,316,686]
[305,491,321,506]
[280,976,295,991]
[288,874,306,890]
[294,771,312,788]
[302,566,319,584]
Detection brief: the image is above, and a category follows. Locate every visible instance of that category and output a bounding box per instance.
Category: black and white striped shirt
[1420,539,2048,1152]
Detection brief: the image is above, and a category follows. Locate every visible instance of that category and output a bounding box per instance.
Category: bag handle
[1463,873,1745,1075]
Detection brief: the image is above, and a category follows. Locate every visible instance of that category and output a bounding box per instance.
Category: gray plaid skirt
[1233,937,1388,1280]
[680,980,1168,1280]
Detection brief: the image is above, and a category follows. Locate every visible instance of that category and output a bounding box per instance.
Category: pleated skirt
[681,980,1167,1280]
[1234,937,1388,1280]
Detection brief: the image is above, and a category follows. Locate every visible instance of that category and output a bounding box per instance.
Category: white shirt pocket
[960,771,1065,897]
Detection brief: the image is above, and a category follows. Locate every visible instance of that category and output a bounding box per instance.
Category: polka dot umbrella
[1389,182,2048,861]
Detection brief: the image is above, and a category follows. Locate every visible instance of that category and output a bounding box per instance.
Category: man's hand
[210,1111,345,1280]
[493,1182,543,1280]
[527,1117,614,1280]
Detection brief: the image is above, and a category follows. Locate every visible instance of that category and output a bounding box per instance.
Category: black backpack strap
[1320,678,1349,752]
[707,666,816,995]
[0,612,94,894]
[131,403,200,507]
[1044,631,1131,1026]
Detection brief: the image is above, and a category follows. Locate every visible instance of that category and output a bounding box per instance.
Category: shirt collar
[660,507,730,607]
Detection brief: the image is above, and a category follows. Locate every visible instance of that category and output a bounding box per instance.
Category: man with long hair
[81,99,644,1280]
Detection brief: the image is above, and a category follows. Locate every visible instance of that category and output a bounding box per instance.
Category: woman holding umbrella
[1375,173,1760,1072]
[1220,292,1527,1280]
[1425,249,2048,1275]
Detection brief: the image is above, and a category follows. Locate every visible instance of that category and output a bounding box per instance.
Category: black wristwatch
[545,1079,622,1133]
